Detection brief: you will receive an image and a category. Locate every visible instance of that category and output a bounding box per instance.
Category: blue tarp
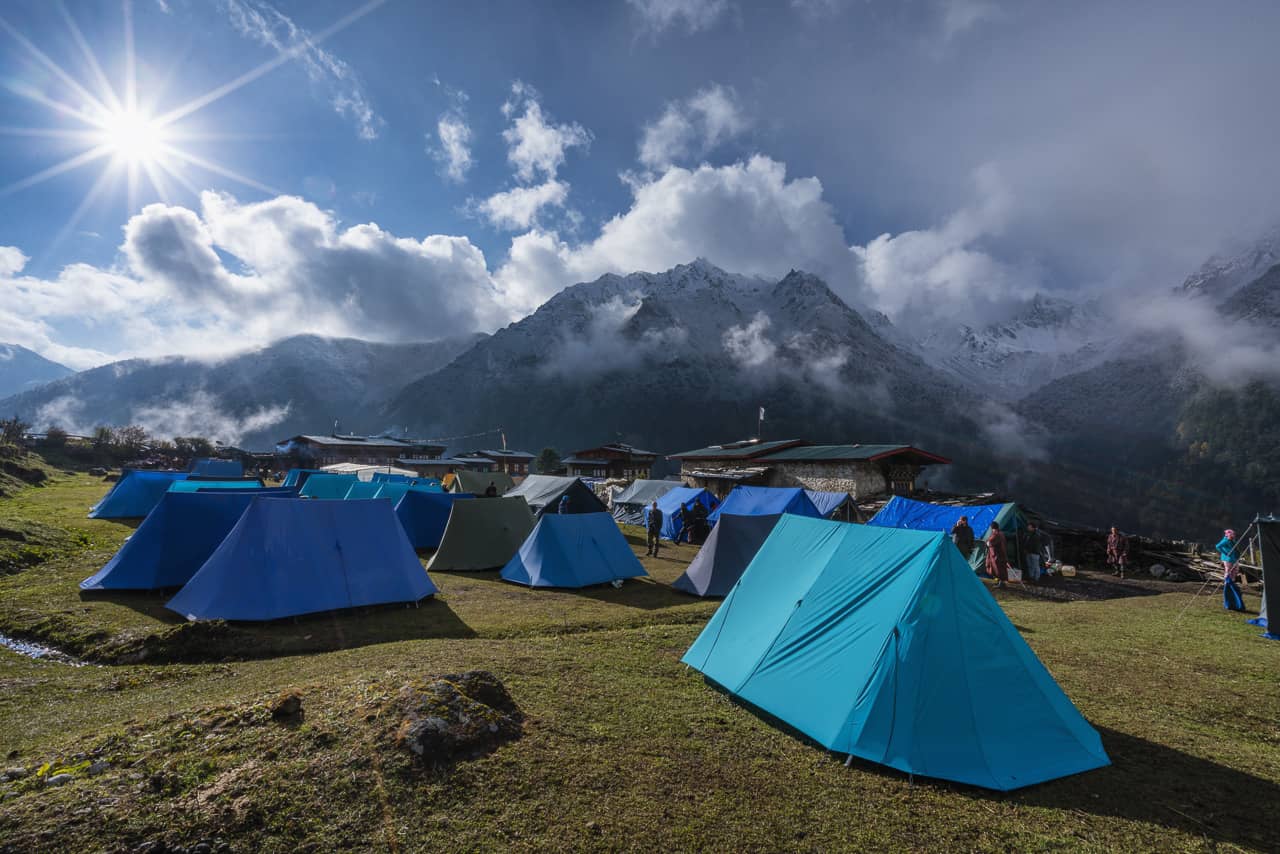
[705,486,822,524]
[89,470,188,519]
[189,458,244,478]
[372,472,413,484]
[168,479,265,492]
[166,498,436,621]
[501,512,648,588]
[80,491,262,590]
[282,469,321,488]
[683,516,1110,790]
[644,487,719,541]
[298,473,359,499]
[805,490,855,519]
[373,483,413,504]
[395,490,475,549]
[867,495,1011,537]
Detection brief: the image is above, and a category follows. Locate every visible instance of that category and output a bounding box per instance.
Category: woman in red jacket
[985,521,1010,589]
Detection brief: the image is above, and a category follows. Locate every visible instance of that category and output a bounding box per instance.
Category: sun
[96,108,167,165]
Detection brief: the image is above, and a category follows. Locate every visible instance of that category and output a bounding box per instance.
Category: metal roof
[285,434,444,450]
[468,448,536,460]
[570,442,660,458]
[669,439,805,460]
[758,444,951,465]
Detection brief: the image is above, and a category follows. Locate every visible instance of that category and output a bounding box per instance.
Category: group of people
[950,516,1054,589]
[643,499,709,557]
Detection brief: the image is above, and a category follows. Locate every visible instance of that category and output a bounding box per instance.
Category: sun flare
[95,108,167,165]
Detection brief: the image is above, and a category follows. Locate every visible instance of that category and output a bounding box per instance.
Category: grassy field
[1,472,1278,852]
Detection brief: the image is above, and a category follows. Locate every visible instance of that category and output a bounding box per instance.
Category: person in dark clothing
[484,482,498,498]
[674,504,691,545]
[1021,522,1050,582]
[1106,527,1129,579]
[690,501,709,543]
[646,500,663,557]
[951,516,976,559]
[558,494,571,515]
[985,521,1009,588]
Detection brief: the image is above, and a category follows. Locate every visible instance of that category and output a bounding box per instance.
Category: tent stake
[844,754,853,767]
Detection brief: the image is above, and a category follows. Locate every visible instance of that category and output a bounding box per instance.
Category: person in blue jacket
[558,493,571,515]
[1217,528,1245,611]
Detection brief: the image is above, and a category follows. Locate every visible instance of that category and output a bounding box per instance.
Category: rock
[586,821,602,835]
[45,774,73,787]
[87,761,110,776]
[192,843,212,854]
[2,767,26,781]
[270,691,303,722]
[393,670,523,764]
[1149,563,1168,579]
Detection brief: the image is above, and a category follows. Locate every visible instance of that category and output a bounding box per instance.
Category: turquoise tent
[166,498,436,621]
[868,495,1025,570]
[167,479,266,492]
[683,516,1109,790]
[298,473,359,499]
[81,491,262,590]
[344,481,383,500]
[643,487,718,541]
[89,470,188,519]
[501,512,648,588]
[282,469,321,488]
[705,486,822,523]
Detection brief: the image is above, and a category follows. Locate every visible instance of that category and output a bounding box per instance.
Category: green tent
[449,470,515,495]
[427,496,535,571]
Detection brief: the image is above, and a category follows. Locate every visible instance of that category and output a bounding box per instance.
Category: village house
[562,442,659,480]
[670,438,951,500]
[461,448,535,476]
[275,434,445,469]
[394,455,494,479]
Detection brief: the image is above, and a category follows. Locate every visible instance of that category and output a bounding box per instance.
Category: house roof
[570,442,660,458]
[283,434,444,451]
[468,448,535,460]
[561,456,609,466]
[669,439,806,461]
[759,444,951,465]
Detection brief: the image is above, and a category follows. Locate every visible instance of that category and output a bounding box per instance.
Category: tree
[0,415,28,446]
[174,436,215,458]
[91,425,116,449]
[115,425,149,454]
[534,447,562,474]
[42,426,68,448]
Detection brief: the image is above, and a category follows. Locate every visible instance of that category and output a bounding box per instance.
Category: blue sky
[3,0,1280,368]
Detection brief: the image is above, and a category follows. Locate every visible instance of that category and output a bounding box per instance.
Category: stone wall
[766,461,888,499]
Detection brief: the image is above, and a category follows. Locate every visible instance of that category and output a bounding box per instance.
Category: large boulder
[392,671,523,764]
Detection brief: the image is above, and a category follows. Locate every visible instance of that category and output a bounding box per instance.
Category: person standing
[674,504,691,545]
[484,481,498,498]
[951,515,976,559]
[1218,528,1245,611]
[558,494,571,515]
[646,500,664,558]
[1021,522,1049,582]
[1106,527,1129,578]
[985,521,1010,588]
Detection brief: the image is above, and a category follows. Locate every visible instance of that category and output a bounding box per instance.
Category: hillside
[0,343,72,399]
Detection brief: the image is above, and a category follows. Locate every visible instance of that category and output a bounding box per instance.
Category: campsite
[0,455,1278,853]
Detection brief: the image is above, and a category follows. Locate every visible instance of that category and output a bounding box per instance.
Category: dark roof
[561,456,609,466]
[570,442,660,458]
[468,448,535,460]
[669,439,806,461]
[283,434,444,451]
[759,444,951,465]
[397,457,468,466]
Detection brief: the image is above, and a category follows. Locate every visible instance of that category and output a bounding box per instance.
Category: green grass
[1,474,1278,852]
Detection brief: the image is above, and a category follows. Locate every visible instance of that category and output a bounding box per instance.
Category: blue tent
[298,473,359,499]
[644,487,719,541]
[395,490,475,549]
[168,479,266,492]
[501,512,648,588]
[89,470,188,519]
[868,496,1024,570]
[80,491,262,590]
[683,516,1109,790]
[373,482,413,504]
[372,472,413,484]
[282,469,322,488]
[673,514,781,597]
[344,481,383,500]
[166,498,436,621]
[706,486,822,523]
[189,458,244,478]
[805,490,857,521]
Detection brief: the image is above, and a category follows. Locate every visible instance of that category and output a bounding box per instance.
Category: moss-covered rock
[391,671,523,765]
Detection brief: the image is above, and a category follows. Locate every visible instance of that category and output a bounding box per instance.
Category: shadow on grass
[573,576,706,611]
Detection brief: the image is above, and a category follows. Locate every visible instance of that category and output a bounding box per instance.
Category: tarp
[168,479,266,492]
[673,514,781,597]
[282,469,322,488]
[644,487,719,541]
[166,498,436,621]
[321,463,418,482]
[189,458,244,478]
[428,496,536,571]
[449,470,514,495]
[299,473,359,499]
[805,490,858,521]
[80,491,261,590]
[611,479,681,525]
[501,512,648,588]
[505,475,608,517]
[396,490,475,550]
[89,470,188,519]
[867,496,1024,570]
[683,516,1110,790]
[705,486,822,524]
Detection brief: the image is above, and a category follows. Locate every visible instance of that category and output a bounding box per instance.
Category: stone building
[670,439,950,500]
[562,443,659,480]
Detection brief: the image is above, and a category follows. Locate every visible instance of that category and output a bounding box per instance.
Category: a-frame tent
[166,498,436,621]
[705,486,822,523]
[396,490,475,550]
[505,475,608,517]
[1250,517,1279,640]
[611,479,680,525]
[501,512,648,588]
[449,470,514,495]
[189,458,244,478]
[683,516,1110,790]
[644,486,719,541]
[80,491,263,591]
[427,496,536,571]
[298,473,359,499]
[89,470,189,519]
[868,495,1025,571]
[805,490,859,522]
[673,514,781,597]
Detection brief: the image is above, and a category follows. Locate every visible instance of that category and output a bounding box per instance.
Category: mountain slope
[0,334,484,448]
[0,344,72,399]
[386,261,991,479]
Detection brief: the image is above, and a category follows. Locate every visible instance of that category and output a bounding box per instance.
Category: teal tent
[683,516,1109,790]
[501,512,648,588]
[344,481,383,500]
[282,469,321,488]
[168,479,265,492]
[299,473,359,499]
[89,470,188,519]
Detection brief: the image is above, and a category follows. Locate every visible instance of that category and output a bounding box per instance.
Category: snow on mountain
[0,343,72,399]
[1180,225,1280,302]
[0,334,484,448]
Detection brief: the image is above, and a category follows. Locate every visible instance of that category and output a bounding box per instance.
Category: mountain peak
[0,343,73,399]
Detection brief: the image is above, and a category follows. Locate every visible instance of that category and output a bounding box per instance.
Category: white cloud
[477,180,569,230]
[433,113,474,183]
[225,0,383,140]
[131,391,292,445]
[722,312,776,367]
[638,84,748,169]
[500,82,591,183]
[540,296,688,379]
[627,0,730,35]
[0,246,29,277]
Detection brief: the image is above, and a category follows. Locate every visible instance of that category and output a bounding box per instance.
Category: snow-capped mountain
[0,343,72,399]
[917,294,1112,401]
[385,260,988,468]
[1180,225,1280,302]
[0,334,484,447]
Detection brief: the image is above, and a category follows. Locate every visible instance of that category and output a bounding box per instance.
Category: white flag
[758,406,765,421]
